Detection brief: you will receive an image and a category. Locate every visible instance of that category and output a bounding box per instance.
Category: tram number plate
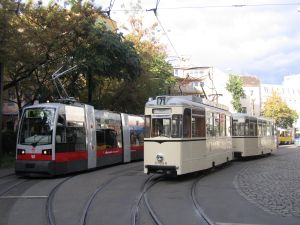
[155,162,167,165]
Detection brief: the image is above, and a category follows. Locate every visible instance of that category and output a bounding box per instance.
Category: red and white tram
[15,102,144,176]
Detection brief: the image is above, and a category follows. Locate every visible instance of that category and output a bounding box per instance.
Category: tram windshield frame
[18,107,56,146]
[151,117,171,138]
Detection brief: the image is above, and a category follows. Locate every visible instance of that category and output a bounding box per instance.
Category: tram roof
[22,101,87,110]
[232,113,274,123]
[146,95,229,111]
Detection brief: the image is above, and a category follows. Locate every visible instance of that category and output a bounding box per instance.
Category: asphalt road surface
[0,145,299,225]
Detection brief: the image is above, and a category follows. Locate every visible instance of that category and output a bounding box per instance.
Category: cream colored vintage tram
[144,95,232,176]
[232,113,277,157]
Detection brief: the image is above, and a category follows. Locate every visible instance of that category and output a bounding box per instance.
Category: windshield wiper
[31,132,51,147]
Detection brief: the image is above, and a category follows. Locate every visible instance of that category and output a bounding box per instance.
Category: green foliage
[262,91,298,128]
[1,0,141,108]
[226,75,244,112]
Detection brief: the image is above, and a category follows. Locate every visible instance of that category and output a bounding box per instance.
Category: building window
[174,69,178,75]
[264,87,268,93]
[242,107,247,113]
[241,92,246,99]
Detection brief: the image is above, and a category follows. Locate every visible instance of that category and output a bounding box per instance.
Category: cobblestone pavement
[234,146,300,217]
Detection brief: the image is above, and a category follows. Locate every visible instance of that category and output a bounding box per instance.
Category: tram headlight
[42,149,51,155]
[156,154,164,162]
[17,149,26,155]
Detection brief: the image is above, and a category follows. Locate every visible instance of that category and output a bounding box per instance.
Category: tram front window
[19,108,55,146]
[151,118,171,137]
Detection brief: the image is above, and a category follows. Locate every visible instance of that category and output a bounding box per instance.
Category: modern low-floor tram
[144,95,233,176]
[15,102,144,176]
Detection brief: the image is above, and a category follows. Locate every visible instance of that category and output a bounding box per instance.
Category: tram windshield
[151,118,171,137]
[19,107,56,146]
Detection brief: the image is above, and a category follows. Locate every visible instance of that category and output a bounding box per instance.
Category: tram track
[45,163,143,225]
[0,173,15,179]
[191,175,216,225]
[131,174,164,225]
[79,164,145,225]
[46,176,76,225]
[78,174,123,225]
[0,172,29,197]
[0,179,28,197]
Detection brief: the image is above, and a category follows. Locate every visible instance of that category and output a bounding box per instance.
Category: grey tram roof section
[146,95,229,112]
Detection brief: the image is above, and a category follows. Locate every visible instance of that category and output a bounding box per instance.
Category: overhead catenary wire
[146,0,181,60]
[106,2,300,12]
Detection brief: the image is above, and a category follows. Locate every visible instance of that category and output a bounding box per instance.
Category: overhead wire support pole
[102,0,116,18]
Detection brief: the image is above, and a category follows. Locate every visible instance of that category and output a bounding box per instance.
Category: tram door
[85,105,97,169]
[121,113,131,163]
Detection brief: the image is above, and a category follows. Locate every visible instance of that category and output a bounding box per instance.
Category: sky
[95,0,300,84]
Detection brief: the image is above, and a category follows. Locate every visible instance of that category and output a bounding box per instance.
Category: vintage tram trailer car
[232,113,277,158]
[144,95,233,176]
[15,102,144,176]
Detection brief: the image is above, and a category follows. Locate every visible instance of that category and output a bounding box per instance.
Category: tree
[95,3,175,114]
[262,91,298,128]
[226,75,244,112]
[1,0,141,106]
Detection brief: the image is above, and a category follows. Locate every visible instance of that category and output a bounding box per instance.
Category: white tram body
[144,96,233,176]
[15,102,144,175]
[232,113,277,157]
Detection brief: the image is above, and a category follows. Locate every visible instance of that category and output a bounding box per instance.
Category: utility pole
[0,63,3,157]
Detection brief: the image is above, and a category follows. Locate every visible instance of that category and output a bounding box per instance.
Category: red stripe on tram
[130,145,144,152]
[55,151,88,162]
[96,147,123,157]
[17,154,51,161]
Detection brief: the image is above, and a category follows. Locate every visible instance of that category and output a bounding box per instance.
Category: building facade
[173,66,300,129]
[173,66,234,112]
[240,76,261,116]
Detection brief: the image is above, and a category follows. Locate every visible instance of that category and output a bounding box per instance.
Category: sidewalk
[0,167,15,177]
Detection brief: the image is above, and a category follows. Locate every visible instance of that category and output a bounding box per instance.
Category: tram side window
[183,108,191,138]
[262,122,267,136]
[249,119,257,136]
[55,113,86,152]
[219,114,226,137]
[244,119,250,136]
[206,112,214,136]
[232,120,245,136]
[96,129,117,150]
[258,121,262,136]
[214,113,220,136]
[192,109,205,138]
[271,123,275,136]
[266,122,272,136]
[172,115,182,138]
[144,116,151,138]
[226,116,231,136]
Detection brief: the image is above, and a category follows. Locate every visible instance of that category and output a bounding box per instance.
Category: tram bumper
[145,165,177,176]
[15,160,56,176]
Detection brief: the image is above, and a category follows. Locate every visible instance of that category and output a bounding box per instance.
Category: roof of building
[240,75,261,87]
